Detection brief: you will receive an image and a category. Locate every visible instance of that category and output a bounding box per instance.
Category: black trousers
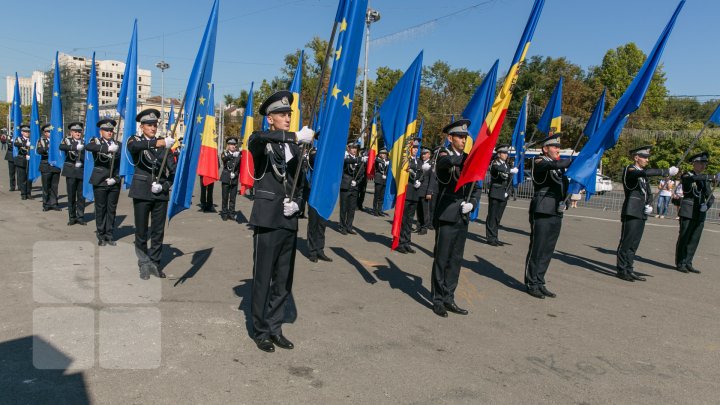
[7,160,16,190]
[356,178,367,209]
[252,226,297,340]
[373,182,385,214]
[200,178,214,207]
[133,199,168,267]
[616,216,646,274]
[676,218,705,269]
[65,177,85,221]
[417,197,431,230]
[41,171,60,208]
[16,166,30,198]
[431,219,469,305]
[307,206,327,258]
[339,188,358,231]
[485,197,508,243]
[221,182,238,215]
[93,183,120,241]
[524,213,562,288]
[399,199,418,248]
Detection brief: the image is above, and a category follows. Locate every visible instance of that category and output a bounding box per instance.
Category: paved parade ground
[1,160,719,404]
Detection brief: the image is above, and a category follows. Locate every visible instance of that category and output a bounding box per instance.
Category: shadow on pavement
[174,248,213,286]
[373,258,432,309]
[554,250,619,278]
[588,245,677,271]
[330,247,377,284]
[465,255,525,292]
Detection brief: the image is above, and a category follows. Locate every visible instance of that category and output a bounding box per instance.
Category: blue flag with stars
[48,52,65,169]
[309,0,368,219]
[83,52,100,202]
[28,83,42,183]
[11,73,22,158]
[118,19,138,188]
[168,0,219,220]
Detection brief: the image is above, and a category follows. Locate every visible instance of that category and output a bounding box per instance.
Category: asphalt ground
[1,159,719,404]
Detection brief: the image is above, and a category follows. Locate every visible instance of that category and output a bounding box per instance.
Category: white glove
[283,198,299,217]
[108,144,119,153]
[26,155,30,160]
[362,156,368,163]
[460,202,473,214]
[422,162,431,172]
[351,180,357,187]
[382,175,386,180]
[668,166,679,176]
[644,205,653,215]
[233,151,240,157]
[151,182,163,194]
[510,167,519,174]
[163,136,175,147]
[414,180,421,189]
[296,126,314,144]
[74,161,82,168]
[505,193,509,198]
[700,203,708,213]
[76,143,84,151]
[25,140,31,147]
[230,172,235,179]
[105,178,116,186]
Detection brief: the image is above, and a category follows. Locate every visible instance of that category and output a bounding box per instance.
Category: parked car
[595,174,613,195]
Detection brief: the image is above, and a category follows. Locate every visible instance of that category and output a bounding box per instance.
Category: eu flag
[48,52,65,169]
[415,118,424,158]
[118,20,138,187]
[309,0,368,220]
[566,0,684,199]
[166,102,176,131]
[462,59,499,154]
[536,77,563,135]
[83,52,100,201]
[168,0,219,220]
[583,88,606,138]
[11,73,22,158]
[28,83,42,183]
[511,94,528,188]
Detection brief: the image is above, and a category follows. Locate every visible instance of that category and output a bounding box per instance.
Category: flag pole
[155,93,187,182]
[106,114,123,179]
[675,121,710,168]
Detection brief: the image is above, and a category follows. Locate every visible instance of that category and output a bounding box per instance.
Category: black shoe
[539,286,556,298]
[21,196,27,200]
[9,188,15,192]
[51,206,61,211]
[677,265,689,274]
[339,229,348,235]
[309,256,318,263]
[106,240,117,246]
[526,287,545,299]
[687,265,701,274]
[629,273,646,282]
[444,302,468,315]
[255,338,275,353]
[317,253,333,262]
[418,228,427,235]
[487,240,499,247]
[76,219,86,226]
[432,305,448,318]
[270,334,294,350]
[67,220,76,226]
[395,246,408,254]
[148,263,166,279]
[616,272,635,281]
[405,246,416,254]
[347,229,357,235]
[139,264,151,280]
[221,214,228,221]
[43,207,49,212]
[98,239,106,246]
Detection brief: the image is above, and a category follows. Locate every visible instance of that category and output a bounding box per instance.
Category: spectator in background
[656,176,675,218]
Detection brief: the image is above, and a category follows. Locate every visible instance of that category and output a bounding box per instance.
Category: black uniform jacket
[36,137,61,173]
[529,156,571,216]
[58,138,85,179]
[433,151,481,224]
[13,137,31,168]
[247,130,302,231]
[220,150,240,185]
[488,158,511,201]
[85,137,121,186]
[340,154,361,191]
[126,135,176,201]
[374,157,388,185]
[621,165,667,219]
[679,171,715,221]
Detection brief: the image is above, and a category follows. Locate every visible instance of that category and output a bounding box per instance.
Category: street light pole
[361,8,381,145]
[156,61,170,134]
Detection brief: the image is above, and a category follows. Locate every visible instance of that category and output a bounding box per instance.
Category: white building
[5,71,46,105]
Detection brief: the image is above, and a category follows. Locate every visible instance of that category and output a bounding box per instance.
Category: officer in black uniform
[59,122,86,225]
[13,125,32,199]
[616,146,677,281]
[416,147,433,235]
[356,148,369,212]
[85,119,121,246]
[430,120,480,317]
[127,108,176,280]
[524,133,572,299]
[675,152,715,274]
[372,148,388,216]
[485,144,518,246]
[396,141,422,254]
[220,137,240,221]
[248,90,314,352]
[338,142,365,234]
[4,127,17,192]
[306,146,332,263]
[199,175,216,212]
[37,124,61,211]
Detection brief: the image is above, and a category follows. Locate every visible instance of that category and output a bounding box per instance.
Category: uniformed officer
[616,146,678,281]
[430,120,480,317]
[524,133,572,299]
[37,124,61,211]
[199,175,216,212]
[338,142,365,234]
[675,152,715,274]
[4,126,17,192]
[85,119,121,246]
[248,90,314,352]
[416,147,434,235]
[220,137,240,221]
[127,109,176,279]
[306,146,332,263]
[13,125,32,199]
[356,148,369,212]
[396,141,422,254]
[485,144,518,246]
[372,148,389,216]
[59,122,86,225]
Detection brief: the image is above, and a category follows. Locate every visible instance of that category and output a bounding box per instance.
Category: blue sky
[0,0,716,105]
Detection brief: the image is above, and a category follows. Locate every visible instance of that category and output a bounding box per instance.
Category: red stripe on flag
[239,151,254,194]
[391,191,407,250]
[197,144,219,186]
[366,149,377,179]
[455,108,508,191]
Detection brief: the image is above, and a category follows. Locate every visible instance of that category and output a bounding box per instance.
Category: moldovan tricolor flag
[196,84,218,186]
[239,82,255,195]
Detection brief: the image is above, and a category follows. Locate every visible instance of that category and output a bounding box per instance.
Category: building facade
[5,71,46,106]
